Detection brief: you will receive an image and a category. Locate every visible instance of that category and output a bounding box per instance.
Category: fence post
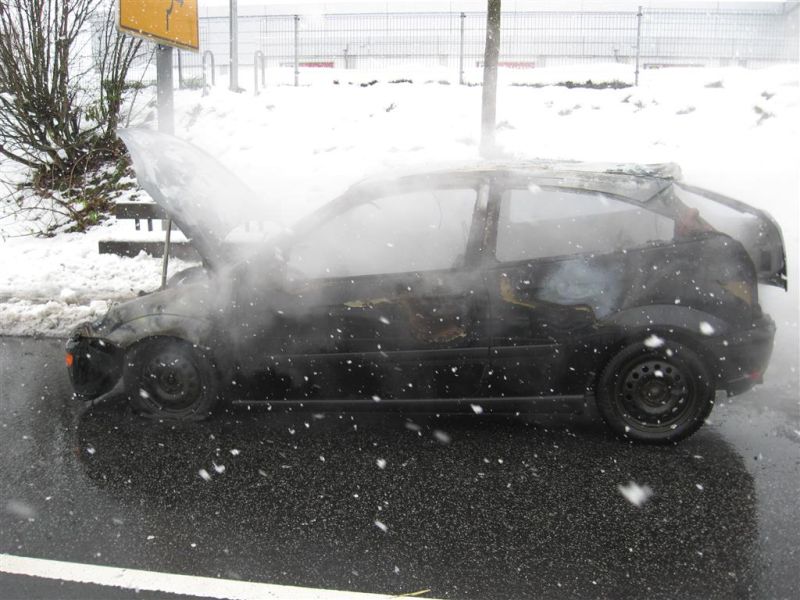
[459,12,466,85]
[635,6,642,86]
[254,50,264,95]
[294,15,300,86]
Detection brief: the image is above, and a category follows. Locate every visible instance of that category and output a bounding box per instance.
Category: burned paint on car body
[66,130,786,443]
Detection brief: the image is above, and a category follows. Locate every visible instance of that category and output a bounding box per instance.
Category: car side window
[287,188,477,278]
[496,187,675,262]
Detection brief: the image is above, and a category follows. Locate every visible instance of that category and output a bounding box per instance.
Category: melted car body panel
[66,134,784,414]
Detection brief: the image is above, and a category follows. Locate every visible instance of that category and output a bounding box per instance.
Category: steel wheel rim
[615,356,693,431]
[143,351,202,411]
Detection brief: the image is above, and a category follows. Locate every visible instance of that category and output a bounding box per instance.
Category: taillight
[65,353,74,368]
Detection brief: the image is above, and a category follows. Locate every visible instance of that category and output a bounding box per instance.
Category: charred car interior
[66,130,787,443]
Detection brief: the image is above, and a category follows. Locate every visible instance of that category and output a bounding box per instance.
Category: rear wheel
[596,340,714,443]
[124,338,219,420]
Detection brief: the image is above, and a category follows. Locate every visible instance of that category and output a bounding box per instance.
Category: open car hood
[118,129,265,268]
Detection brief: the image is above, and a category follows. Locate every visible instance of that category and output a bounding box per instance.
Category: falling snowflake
[374,520,388,532]
[432,430,451,444]
[5,500,36,519]
[644,334,664,348]
[470,404,484,414]
[699,321,715,335]
[198,469,211,481]
[618,481,653,507]
[376,458,387,469]
[379,316,390,325]
[230,449,240,456]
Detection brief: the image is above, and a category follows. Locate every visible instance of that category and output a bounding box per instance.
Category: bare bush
[0,0,143,232]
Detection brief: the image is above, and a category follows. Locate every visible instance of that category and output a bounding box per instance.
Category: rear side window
[287,188,477,278]
[496,187,675,262]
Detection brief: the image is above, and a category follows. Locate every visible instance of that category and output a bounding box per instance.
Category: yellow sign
[119,0,200,52]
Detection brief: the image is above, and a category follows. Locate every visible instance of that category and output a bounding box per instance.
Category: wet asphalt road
[0,336,798,600]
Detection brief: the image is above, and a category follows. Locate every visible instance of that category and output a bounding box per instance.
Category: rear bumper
[66,322,123,400]
[707,314,776,396]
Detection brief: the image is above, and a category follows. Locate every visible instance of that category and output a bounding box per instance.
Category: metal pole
[156,46,174,133]
[156,45,174,289]
[202,50,216,87]
[635,6,642,86]
[261,52,266,85]
[161,210,173,287]
[294,14,299,87]
[253,51,265,95]
[202,51,214,97]
[459,12,465,85]
[230,0,239,91]
[480,0,502,158]
[176,49,183,89]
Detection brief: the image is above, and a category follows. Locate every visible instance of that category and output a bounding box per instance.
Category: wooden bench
[98,202,199,260]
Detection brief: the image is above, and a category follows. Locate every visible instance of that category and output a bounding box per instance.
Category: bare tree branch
[0,0,144,232]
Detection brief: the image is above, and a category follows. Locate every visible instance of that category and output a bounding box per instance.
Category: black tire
[123,337,219,420]
[596,340,714,444]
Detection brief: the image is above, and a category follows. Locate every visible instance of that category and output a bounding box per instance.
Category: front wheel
[596,340,715,443]
[123,338,219,420]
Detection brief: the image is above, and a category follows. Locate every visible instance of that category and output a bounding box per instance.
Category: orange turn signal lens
[65,353,74,368]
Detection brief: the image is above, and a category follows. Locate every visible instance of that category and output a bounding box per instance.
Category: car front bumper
[65,322,123,400]
[707,314,776,396]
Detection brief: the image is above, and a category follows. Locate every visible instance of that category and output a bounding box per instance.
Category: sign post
[118,1,200,287]
[156,44,174,288]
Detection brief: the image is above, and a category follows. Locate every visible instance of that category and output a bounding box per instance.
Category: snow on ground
[0,64,798,353]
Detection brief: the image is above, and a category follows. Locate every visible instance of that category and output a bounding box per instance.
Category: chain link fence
[114,4,799,88]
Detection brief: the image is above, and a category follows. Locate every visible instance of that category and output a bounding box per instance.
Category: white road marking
[0,553,438,600]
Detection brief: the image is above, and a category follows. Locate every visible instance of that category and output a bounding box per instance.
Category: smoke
[115,128,796,408]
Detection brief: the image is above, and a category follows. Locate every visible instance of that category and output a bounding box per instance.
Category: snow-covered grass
[1,65,798,378]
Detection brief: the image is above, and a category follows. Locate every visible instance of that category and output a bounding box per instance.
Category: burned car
[66,129,786,443]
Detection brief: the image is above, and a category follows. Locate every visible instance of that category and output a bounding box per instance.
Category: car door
[483,176,677,398]
[241,175,492,402]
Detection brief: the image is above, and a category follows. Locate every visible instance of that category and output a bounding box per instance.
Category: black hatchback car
[67,130,786,443]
